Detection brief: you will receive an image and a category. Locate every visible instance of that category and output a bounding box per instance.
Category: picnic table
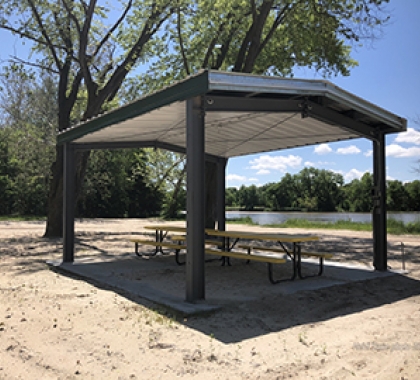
[131,225,332,283]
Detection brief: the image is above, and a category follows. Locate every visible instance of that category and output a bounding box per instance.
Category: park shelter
[57,70,407,303]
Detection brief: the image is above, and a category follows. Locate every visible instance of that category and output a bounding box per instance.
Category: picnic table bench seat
[170,235,223,247]
[205,248,288,284]
[237,244,333,276]
[130,238,186,256]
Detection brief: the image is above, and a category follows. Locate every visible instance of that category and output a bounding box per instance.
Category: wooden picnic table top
[144,225,187,233]
[205,229,319,243]
[144,225,319,243]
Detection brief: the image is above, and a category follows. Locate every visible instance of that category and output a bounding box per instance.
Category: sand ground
[0,218,419,379]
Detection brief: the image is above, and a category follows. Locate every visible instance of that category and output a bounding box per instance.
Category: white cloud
[226,174,247,182]
[394,128,420,145]
[386,144,420,157]
[249,154,302,173]
[314,143,332,155]
[305,161,335,168]
[226,174,260,188]
[364,150,373,157]
[256,169,270,175]
[344,168,369,182]
[336,145,361,155]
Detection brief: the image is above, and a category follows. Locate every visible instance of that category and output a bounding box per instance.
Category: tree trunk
[44,146,90,237]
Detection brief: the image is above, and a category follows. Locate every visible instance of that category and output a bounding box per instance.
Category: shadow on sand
[3,232,419,344]
[48,253,420,344]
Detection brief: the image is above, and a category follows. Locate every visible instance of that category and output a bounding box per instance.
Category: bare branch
[177,6,190,75]
[214,29,235,69]
[258,2,295,57]
[8,56,60,74]
[26,0,62,71]
[91,0,133,59]
[97,1,174,107]
[0,24,66,52]
[60,0,82,36]
[78,0,98,98]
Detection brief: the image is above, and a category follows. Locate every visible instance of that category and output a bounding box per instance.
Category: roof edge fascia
[323,82,407,133]
[57,70,210,145]
[207,70,407,133]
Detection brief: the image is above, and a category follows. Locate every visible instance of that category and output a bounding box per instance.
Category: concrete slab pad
[47,254,400,316]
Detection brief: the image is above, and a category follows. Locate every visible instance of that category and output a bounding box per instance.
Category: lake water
[226,211,420,225]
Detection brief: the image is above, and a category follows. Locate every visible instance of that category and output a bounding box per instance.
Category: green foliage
[143,149,186,219]
[0,70,57,216]
[404,180,420,211]
[78,149,163,218]
[226,216,256,225]
[341,173,373,212]
[234,169,420,213]
[0,0,398,225]
[237,184,262,211]
[266,218,420,235]
[139,0,390,93]
[261,168,344,212]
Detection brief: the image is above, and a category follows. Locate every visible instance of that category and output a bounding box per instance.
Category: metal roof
[57,70,407,158]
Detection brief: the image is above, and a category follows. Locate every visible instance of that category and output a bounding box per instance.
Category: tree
[387,179,408,211]
[142,149,187,218]
[0,67,57,215]
[404,180,420,211]
[225,187,239,207]
[262,174,298,210]
[1,0,390,233]
[0,0,180,236]
[78,149,163,217]
[141,0,390,226]
[0,128,14,215]
[237,184,261,211]
[343,172,373,212]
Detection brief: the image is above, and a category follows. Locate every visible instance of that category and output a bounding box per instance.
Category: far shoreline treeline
[1,142,420,220]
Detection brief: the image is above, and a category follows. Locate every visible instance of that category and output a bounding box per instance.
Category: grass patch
[226,216,420,235]
[267,219,372,231]
[226,216,257,225]
[0,216,45,222]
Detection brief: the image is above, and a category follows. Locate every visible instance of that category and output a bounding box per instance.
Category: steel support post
[372,133,387,271]
[63,143,75,263]
[217,158,227,232]
[186,97,206,302]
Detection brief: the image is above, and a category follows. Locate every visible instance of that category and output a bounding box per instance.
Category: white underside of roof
[73,100,358,158]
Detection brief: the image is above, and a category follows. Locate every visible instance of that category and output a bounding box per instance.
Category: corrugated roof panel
[63,70,406,157]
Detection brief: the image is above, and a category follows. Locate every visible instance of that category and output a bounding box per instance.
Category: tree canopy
[0,0,392,234]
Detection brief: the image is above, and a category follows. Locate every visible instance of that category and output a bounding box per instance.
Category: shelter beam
[372,132,387,271]
[63,143,75,263]
[73,141,223,162]
[186,96,206,302]
[204,96,303,113]
[308,101,377,140]
[217,158,227,231]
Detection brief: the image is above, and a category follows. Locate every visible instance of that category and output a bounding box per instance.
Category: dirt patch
[0,219,419,379]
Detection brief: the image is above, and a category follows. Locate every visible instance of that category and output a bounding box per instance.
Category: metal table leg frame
[297,247,324,279]
[268,260,296,284]
[134,242,160,257]
[175,243,185,265]
[221,237,240,266]
[277,241,297,281]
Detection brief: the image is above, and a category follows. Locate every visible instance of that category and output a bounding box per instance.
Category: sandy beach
[0,218,419,379]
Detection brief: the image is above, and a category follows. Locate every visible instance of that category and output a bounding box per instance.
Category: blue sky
[1,1,419,187]
[227,0,420,187]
